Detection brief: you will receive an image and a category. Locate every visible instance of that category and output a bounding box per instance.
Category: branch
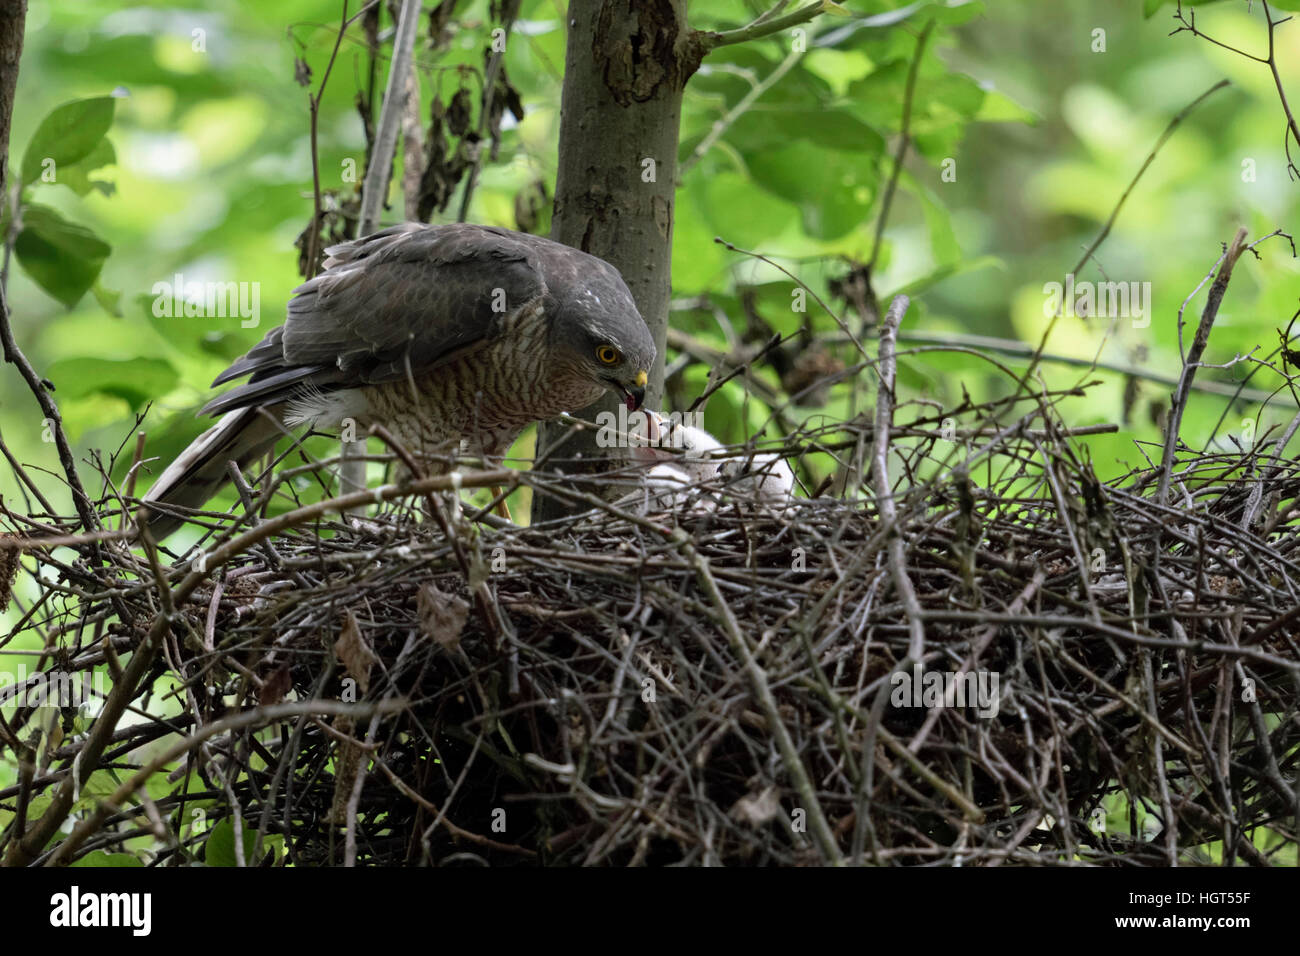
[357,0,422,235]
[1157,228,1249,507]
[999,79,1229,410]
[0,2,98,535]
[867,18,934,273]
[46,700,401,866]
[304,1,362,278]
[1262,1,1300,180]
[1065,79,1230,283]
[891,328,1276,404]
[679,46,801,178]
[4,466,507,865]
[457,0,520,222]
[698,1,827,51]
[873,294,924,665]
[1172,1,1300,179]
[0,306,99,533]
[683,542,843,864]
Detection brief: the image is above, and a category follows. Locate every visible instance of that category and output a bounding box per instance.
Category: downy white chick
[627,410,795,507]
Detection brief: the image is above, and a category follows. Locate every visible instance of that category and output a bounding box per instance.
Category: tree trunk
[0,0,26,198]
[533,0,705,520]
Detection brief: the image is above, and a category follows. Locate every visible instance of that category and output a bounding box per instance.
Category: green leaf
[1143,0,1240,16]
[70,851,143,867]
[58,137,117,197]
[92,280,122,317]
[747,141,876,239]
[729,107,885,153]
[699,172,799,249]
[889,254,1005,298]
[203,818,258,867]
[14,205,112,308]
[20,96,115,186]
[903,171,961,266]
[975,90,1037,125]
[44,357,178,410]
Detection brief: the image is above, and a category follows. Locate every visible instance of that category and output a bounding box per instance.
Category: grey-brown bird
[143,223,655,538]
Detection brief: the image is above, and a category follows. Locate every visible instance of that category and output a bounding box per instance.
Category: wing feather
[203,223,556,416]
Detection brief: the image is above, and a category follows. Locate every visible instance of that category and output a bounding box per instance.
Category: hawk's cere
[143,223,656,538]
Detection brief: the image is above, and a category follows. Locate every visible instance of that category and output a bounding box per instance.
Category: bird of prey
[143,223,655,538]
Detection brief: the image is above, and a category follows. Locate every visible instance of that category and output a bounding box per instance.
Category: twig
[697,1,826,51]
[1066,80,1229,285]
[0,293,98,534]
[1158,229,1249,506]
[304,1,358,277]
[46,699,399,866]
[456,0,518,222]
[680,45,802,178]
[867,19,934,273]
[1172,1,1300,179]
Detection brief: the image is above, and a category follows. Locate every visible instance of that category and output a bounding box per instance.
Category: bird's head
[552,277,655,411]
[567,324,654,411]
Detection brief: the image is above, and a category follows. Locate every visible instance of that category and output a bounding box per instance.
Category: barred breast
[358,305,605,463]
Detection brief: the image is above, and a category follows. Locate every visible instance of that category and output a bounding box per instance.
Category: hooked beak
[609,370,648,411]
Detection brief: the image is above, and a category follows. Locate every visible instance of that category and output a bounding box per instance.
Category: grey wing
[200,223,549,417]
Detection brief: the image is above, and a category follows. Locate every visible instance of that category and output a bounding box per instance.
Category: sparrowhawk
[143,223,655,538]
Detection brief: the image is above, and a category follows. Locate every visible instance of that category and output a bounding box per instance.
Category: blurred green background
[2,0,1299,520]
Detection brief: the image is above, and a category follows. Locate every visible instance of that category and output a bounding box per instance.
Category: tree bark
[533,0,705,520]
[0,1,27,198]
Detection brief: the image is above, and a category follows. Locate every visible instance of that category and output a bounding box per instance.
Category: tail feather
[142,407,288,540]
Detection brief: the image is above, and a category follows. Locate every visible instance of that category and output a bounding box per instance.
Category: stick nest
[3,402,1298,867]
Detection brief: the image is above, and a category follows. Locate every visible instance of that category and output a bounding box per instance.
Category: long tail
[142,407,288,540]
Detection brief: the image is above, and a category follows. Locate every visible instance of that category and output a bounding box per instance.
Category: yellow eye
[596,345,621,365]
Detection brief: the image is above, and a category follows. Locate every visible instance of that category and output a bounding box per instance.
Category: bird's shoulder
[278,224,563,381]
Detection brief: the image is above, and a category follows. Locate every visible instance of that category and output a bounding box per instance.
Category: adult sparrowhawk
[143,223,655,538]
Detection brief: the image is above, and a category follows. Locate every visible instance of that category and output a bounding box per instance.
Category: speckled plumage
[143,223,655,537]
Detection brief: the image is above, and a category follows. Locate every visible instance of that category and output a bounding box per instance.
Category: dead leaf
[335,610,376,694]
[259,664,293,707]
[0,536,20,612]
[418,582,470,650]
